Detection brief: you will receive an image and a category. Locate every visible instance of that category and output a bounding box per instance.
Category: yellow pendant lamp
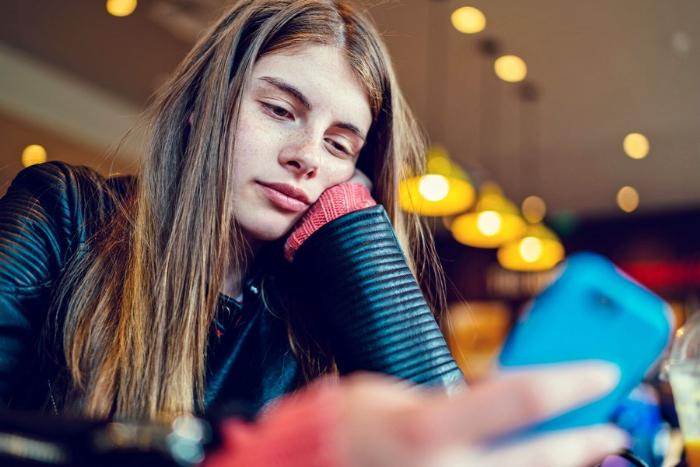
[497,223,565,271]
[399,146,475,217]
[451,182,526,248]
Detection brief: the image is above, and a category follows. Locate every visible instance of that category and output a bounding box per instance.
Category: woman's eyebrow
[335,122,366,142]
[258,76,311,110]
[258,76,367,141]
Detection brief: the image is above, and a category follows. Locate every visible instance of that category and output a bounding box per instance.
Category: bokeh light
[617,186,640,213]
[519,236,543,263]
[623,132,650,159]
[451,6,486,34]
[476,210,502,236]
[521,195,547,223]
[21,144,47,167]
[498,224,565,272]
[106,0,137,17]
[418,174,450,202]
[494,55,527,82]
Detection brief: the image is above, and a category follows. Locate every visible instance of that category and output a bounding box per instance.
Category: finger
[419,362,619,445]
[472,424,629,467]
[421,425,627,467]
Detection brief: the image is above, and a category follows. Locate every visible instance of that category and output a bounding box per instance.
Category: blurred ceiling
[1,0,699,217]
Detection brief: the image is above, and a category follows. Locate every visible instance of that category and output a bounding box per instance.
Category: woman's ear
[187,112,194,127]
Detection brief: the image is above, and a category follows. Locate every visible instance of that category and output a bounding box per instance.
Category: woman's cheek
[323,159,357,187]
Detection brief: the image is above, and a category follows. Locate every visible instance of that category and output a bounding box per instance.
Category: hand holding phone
[498,252,673,432]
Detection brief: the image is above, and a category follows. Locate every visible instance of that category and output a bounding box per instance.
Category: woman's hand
[206,362,627,467]
[337,362,626,467]
[283,168,376,262]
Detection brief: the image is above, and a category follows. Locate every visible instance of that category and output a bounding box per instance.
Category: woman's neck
[219,233,262,299]
[220,264,244,299]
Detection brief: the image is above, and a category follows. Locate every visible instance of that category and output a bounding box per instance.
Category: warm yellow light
[494,55,527,83]
[623,132,650,159]
[21,144,47,167]
[617,186,639,213]
[399,146,475,216]
[519,236,543,262]
[450,183,526,248]
[427,156,453,175]
[452,211,525,248]
[521,195,547,224]
[498,224,565,272]
[418,174,450,202]
[451,6,486,34]
[400,176,475,217]
[106,0,137,17]
[424,145,469,179]
[476,210,502,236]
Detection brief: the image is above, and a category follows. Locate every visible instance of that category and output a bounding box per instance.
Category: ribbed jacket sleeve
[0,162,85,402]
[0,162,121,407]
[293,205,464,389]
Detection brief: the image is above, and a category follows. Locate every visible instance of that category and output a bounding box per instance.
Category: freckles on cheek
[234,110,288,161]
[322,162,357,188]
[231,125,269,174]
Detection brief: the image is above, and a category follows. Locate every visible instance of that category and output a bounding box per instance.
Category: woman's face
[231,44,373,242]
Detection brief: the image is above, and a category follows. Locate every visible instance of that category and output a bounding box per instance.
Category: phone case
[498,252,673,431]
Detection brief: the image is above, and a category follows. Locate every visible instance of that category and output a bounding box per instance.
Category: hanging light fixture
[450,182,526,248]
[497,223,565,271]
[448,38,527,249]
[400,5,476,218]
[497,81,564,272]
[399,146,475,216]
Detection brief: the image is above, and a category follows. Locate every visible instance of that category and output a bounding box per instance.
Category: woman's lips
[257,182,309,213]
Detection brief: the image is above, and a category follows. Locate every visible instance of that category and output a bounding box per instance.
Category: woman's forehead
[250,44,373,132]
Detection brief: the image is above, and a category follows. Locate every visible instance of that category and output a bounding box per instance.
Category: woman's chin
[239,219,296,243]
[234,203,305,243]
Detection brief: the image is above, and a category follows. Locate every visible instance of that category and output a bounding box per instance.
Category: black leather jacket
[0,161,463,417]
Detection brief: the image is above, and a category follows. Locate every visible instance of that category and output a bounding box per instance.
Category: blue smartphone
[498,252,673,431]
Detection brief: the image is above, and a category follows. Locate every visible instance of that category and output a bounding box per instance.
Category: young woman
[0,0,626,465]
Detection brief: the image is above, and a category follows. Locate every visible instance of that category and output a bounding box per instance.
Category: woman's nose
[279,134,320,178]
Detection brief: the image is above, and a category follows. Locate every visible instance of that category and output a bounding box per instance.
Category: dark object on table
[0,408,210,467]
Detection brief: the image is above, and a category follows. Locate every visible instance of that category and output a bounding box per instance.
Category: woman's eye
[326,138,351,156]
[262,102,293,120]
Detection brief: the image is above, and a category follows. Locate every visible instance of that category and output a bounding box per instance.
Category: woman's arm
[0,161,97,405]
[286,183,464,389]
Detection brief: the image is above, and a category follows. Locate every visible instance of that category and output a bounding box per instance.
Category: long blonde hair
[55,0,445,421]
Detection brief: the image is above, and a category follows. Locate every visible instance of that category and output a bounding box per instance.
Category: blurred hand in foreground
[206,362,626,467]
